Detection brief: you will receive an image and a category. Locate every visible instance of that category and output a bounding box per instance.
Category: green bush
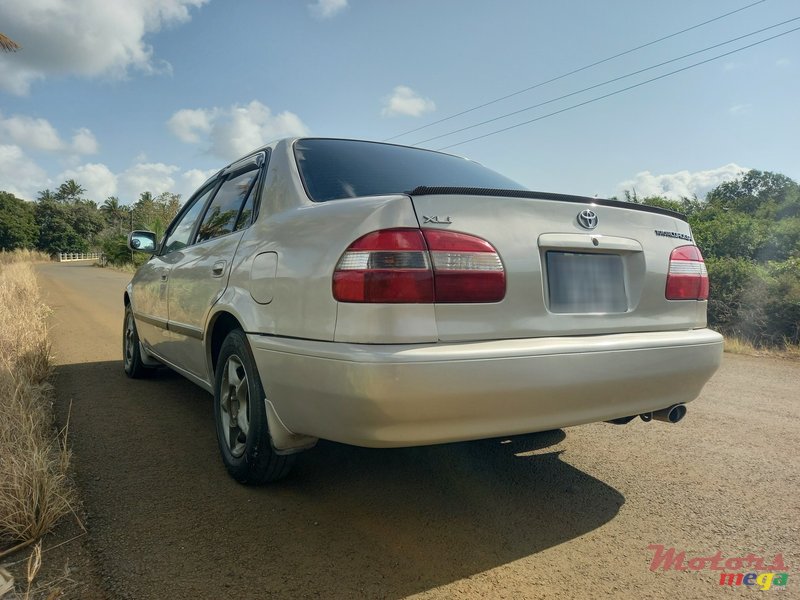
[635,170,800,348]
[706,257,800,346]
[0,192,38,251]
[763,259,800,345]
[100,235,131,266]
[99,234,150,269]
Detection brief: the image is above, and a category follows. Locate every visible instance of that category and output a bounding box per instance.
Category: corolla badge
[577,209,598,230]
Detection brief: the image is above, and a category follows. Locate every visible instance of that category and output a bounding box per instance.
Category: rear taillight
[423,229,505,302]
[665,245,709,300]
[333,228,505,303]
[333,229,434,303]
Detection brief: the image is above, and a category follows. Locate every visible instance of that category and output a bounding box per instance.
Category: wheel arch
[206,310,244,379]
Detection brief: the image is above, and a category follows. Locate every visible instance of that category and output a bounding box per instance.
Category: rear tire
[123,305,152,378]
[213,329,295,484]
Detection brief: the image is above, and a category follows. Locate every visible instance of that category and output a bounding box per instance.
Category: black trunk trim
[407,186,688,222]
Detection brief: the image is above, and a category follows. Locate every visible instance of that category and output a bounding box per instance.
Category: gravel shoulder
[36,262,799,599]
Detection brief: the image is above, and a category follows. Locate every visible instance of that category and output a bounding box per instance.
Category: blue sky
[1,0,798,205]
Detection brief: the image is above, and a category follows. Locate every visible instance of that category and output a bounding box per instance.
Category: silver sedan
[124,138,723,483]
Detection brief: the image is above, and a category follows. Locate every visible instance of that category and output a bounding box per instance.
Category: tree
[70,200,105,242]
[0,191,38,251]
[624,191,685,214]
[132,191,182,240]
[623,191,704,216]
[34,180,103,252]
[37,189,57,203]
[706,170,800,218]
[155,192,181,222]
[689,209,769,260]
[700,171,800,346]
[0,33,20,52]
[55,179,85,204]
[35,199,86,253]
[101,196,126,234]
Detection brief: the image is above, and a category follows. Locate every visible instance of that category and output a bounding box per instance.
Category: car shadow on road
[53,360,625,600]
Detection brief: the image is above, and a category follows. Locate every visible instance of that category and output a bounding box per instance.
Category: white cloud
[0,144,50,199]
[776,58,791,68]
[381,85,436,117]
[728,104,751,116]
[168,108,215,143]
[0,143,216,204]
[57,163,118,201]
[119,162,180,200]
[617,163,748,200]
[0,0,208,94]
[0,112,98,155]
[181,168,217,194]
[309,0,348,18]
[71,128,99,155]
[167,100,310,161]
[0,114,62,152]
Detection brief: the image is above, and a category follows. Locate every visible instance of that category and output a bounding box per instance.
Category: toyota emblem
[577,209,598,230]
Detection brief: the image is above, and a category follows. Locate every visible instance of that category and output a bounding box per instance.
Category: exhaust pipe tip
[640,412,653,422]
[653,404,687,423]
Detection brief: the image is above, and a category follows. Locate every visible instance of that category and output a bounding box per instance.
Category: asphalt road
[36,262,799,599]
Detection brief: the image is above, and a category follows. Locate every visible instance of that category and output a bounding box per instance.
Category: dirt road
[36,262,799,599]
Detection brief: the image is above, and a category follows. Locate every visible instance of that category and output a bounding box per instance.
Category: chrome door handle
[212,261,226,277]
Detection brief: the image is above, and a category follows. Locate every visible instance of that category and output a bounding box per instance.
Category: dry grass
[0,258,75,569]
[94,261,138,274]
[724,335,800,360]
[0,250,51,266]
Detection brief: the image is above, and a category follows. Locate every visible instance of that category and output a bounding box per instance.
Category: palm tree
[56,179,85,203]
[37,189,57,203]
[0,34,20,52]
[101,196,125,234]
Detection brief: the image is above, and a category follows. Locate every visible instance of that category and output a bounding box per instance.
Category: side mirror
[128,230,157,253]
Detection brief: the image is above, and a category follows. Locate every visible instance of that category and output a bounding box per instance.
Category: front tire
[123,305,152,378]
[213,329,295,484]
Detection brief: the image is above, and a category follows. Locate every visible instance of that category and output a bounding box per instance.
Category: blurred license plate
[546,252,627,313]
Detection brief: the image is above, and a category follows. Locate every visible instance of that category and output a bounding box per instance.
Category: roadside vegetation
[723,336,800,360]
[625,169,800,351]
[0,252,76,596]
[0,181,180,269]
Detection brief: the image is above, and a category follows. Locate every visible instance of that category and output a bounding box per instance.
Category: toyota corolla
[123,137,723,483]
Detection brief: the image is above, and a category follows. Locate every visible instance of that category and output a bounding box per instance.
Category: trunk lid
[408,187,703,342]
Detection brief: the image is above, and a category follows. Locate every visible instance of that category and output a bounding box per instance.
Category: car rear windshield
[294,138,525,202]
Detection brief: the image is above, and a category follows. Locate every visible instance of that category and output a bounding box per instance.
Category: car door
[132,184,214,357]
[161,152,266,381]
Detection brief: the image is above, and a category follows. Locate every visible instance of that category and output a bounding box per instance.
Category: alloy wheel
[219,354,250,458]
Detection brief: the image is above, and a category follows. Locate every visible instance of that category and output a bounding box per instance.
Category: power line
[413,16,800,146]
[383,0,769,141]
[434,25,800,151]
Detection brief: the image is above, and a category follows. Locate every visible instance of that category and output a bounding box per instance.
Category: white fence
[57,252,102,262]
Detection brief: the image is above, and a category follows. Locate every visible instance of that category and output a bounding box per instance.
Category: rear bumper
[248,328,723,447]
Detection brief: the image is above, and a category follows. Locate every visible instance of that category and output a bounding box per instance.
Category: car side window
[195,168,259,244]
[235,189,255,231]
[162,185,215,254]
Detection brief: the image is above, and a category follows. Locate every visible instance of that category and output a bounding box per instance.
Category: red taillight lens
[423,230,506,303]
[333,229,434,303]
[665,245,709,300]
[333,228,505,303]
